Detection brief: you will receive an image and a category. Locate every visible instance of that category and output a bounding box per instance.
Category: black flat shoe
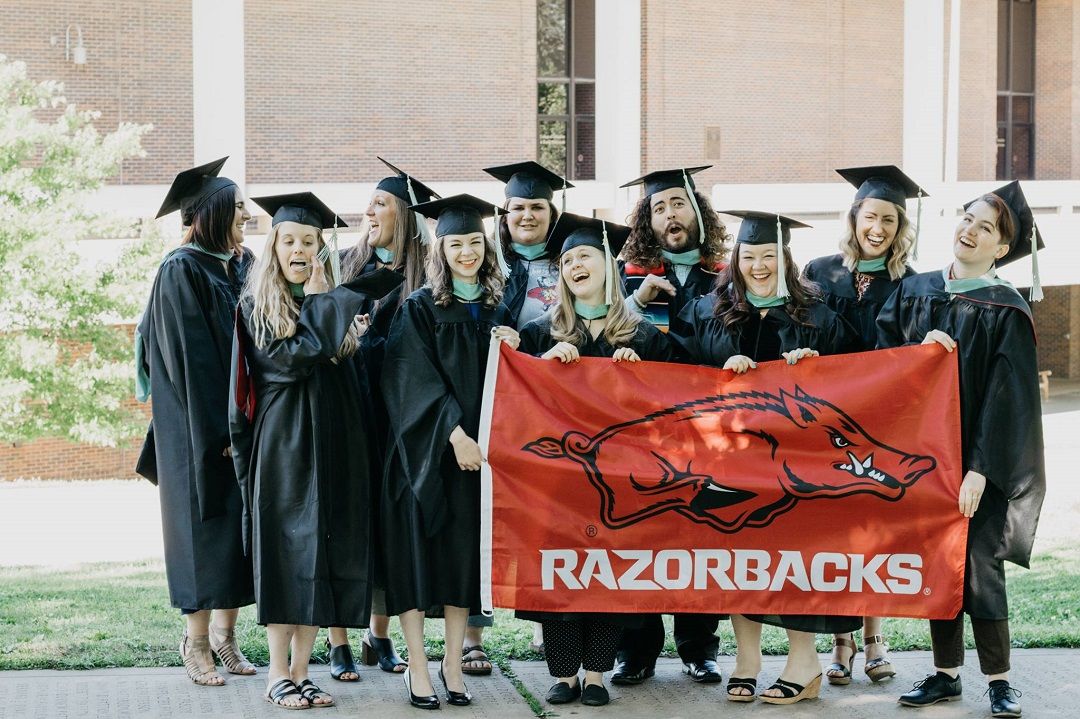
[403,668,440,710]
[611,658,654,686]
[361,631,407,673]
[683,658,722,684]
[581,683,610,706]
[438,663,472,706]
[986,681,1022,717]
[545,680,582,704]
[324,638,360,682]
[898,672,962,707]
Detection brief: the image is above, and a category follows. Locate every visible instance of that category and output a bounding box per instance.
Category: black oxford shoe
[610,658,655,686]
[683,659,723,684]
[898,672,962,707]
[987,681,1022,718]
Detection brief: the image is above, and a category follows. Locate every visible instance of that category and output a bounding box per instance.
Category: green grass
[1,542,1077,671]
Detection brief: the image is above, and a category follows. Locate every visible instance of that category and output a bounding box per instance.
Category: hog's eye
[828,429,851,449]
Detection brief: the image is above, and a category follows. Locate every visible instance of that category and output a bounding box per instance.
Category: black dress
[380,288,512,616]
[876,271,1045,619]
[803,253,915,351]
[230,278,389,627]
[672,290,862,634]
[136,246,254,612]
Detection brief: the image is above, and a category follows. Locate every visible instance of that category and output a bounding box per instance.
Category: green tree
[0,54,162,446]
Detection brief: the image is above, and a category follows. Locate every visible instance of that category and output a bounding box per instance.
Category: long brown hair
[622,190,731,268]
[712,241,819,326]
[426,232,505,309]
[341,192,427,306]
[838,199,915,280]
[549,252,640,347]
[180,184,238,254]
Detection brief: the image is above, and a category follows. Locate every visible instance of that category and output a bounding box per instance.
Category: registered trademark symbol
[585,525,597,537]
[923,588,932,596]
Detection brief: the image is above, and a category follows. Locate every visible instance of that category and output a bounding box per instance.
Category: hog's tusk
[846,451,866,477]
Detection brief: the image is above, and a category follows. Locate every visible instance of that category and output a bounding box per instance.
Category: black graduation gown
[515,314,672,627]
[876,271,1046,619]
[671,291,862,634]
[803,253,915,351]
[230,280,383,627]
[136,246,255,611]
[619,260,721,337]
[380,288,513,616]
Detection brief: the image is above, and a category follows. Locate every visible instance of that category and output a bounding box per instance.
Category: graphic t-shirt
[516,258,560,329]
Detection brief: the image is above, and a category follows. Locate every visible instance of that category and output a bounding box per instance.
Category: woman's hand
[542,342,580,363]
[782,347,819,365]
[449,425,484,471]
[922,329,956,352]
[723,355,757,374]
[633,274,677,306]
[958,470,986,517]
[304,261,330,295]
[492,325,520,350]
[612,347,641,363]
[222,446,232,458]
[351,314,370,339]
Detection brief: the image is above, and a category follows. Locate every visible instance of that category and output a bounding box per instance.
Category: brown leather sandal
[209,624,256,675]
[180,632,225,686]
[826,633,857,686]
[863,634,896,682]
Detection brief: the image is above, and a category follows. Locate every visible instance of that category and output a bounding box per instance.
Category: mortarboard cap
[722,210,811,246]
[483,161,574,202]
[251,192,348,230]
[410,194,505,237]
[375,157,440,205]
[155,157,236,224]
[620,166,712,198]
[544,213,631,259]
[836,165,928,209]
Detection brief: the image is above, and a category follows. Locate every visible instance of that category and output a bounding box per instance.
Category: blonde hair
[341,192,427,304]
[242,223,359,361]
[550,251,641,348]
[426,231,505,308]
[839,199,915,280]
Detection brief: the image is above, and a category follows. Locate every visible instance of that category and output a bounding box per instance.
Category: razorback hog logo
[524,386,936,532]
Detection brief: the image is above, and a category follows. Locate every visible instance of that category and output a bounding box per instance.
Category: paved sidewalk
[1,650,1076,718]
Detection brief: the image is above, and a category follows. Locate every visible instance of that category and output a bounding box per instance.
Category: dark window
[997,0,1036,179]
[537,0,595,180]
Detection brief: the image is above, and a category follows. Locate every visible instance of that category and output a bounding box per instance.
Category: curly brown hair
[621,190,731,268]
[426,232,506,309]
[711,242,820,327]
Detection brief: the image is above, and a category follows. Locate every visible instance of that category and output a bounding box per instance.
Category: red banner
[479,343,966,620]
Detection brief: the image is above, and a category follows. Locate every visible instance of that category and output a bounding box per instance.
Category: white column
[943,0,962,183]
[595,0,641,215]
[903,0,946,186]
[192,0,246,187]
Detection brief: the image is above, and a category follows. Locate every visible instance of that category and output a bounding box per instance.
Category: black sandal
[461,645,493,676]
[725,676,758,703]
[296,678,334,708]
[324,638,360,682]
[265,678,309,710]
[360,631,407,673]
[826,633,857,686]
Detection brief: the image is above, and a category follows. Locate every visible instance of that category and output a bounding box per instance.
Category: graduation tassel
[912,189,923,262]
[406,176,435,246]
[492,204,512,278]
[561,177,567,214]
[602,220,614,306]
[1029,226,1043,302]
[775,214,790,299]
[328,217,342,287]
[683,170,706,250]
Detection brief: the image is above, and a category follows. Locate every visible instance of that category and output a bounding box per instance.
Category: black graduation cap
[375,157,440,205]
[544,213,631,258]
[721,210,811,246]
[155,157,236,223]
[483,161,574,201]
[410,194,505,237]
[836,165,928,208]
[251,192,348,229]
[620,166,712,198]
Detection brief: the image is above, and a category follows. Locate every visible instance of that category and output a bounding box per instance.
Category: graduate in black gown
[802,165,927,686]
[135,157,256,687]
[230,192,400,710]
[380,194,520,709]
[325,158,437,680]
[670,211,861,706]
[882,184,1045,718]
[516,214,671,707]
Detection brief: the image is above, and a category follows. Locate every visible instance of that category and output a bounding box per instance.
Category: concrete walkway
[1,650,1076,718]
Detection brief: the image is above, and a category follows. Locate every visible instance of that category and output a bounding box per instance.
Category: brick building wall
[243,0,537,184]
[1032,285,1080,378]
[0,0,193,184]
[640,0,904,189]
[1035,0,1076,180]
[957,0,999,181]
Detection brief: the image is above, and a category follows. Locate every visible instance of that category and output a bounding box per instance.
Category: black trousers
[930,613,1011,675]
[617,614,720,666]
[542,618,621,678]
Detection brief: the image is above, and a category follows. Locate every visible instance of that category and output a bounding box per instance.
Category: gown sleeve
[228,314,256,556]
[639,322,674,362]
[518,318,552,357]
[381,295,466,534]
[260,287,369,374]
[966,308,1046,568]
[875,284,911,349]
[668,296,705,363]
